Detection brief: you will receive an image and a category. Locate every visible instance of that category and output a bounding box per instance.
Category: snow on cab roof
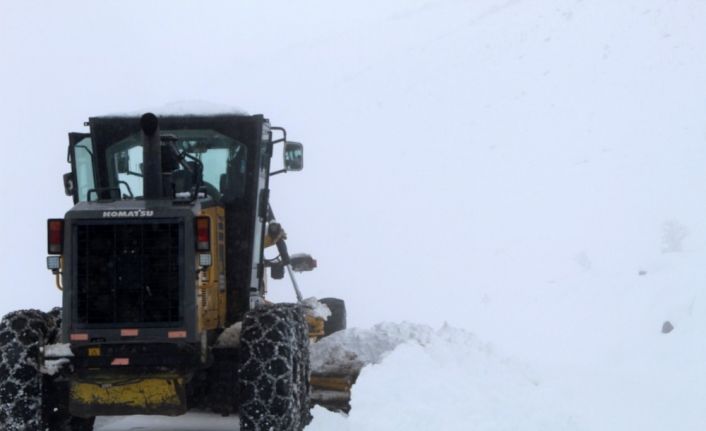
[96,100,250,118]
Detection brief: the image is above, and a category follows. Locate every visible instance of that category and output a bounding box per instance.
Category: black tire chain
[293,306,312,427]
[238,304,312,431]
[0,308,61,431]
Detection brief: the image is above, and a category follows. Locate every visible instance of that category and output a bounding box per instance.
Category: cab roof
[94,101,250,119]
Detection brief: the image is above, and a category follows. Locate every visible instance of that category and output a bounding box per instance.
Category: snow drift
[308,323,577,431]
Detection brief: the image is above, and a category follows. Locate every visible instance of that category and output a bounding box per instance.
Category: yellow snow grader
[0,111,346,430]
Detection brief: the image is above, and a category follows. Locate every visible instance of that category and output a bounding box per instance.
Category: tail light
[195,216,211,251]
[48,219,64,254]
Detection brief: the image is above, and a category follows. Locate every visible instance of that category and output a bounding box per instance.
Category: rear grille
[75,221,181,325]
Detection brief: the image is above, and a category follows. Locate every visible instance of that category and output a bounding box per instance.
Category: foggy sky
[1,0,705,337]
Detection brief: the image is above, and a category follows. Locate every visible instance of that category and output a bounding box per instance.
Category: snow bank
[311,322,436,375]
[308,323,577,431]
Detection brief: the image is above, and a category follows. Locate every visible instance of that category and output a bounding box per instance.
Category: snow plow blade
[306,306,355,413]
[310,373,358,413]
[311,374,355,392]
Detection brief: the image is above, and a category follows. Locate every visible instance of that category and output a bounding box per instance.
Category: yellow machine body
[69,374,187,417]
[197,206,228,331]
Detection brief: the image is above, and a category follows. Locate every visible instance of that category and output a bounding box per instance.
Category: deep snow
[307,297,706,430]
[308,324,577,431]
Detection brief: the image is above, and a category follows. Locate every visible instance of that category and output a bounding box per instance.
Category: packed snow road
[95,413,238,430]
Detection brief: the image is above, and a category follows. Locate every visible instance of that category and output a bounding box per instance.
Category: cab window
[105,129,248,201]
[74,138,96,202]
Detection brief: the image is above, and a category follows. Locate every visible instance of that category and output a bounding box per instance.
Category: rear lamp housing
[195,216,211,251]
[47,219,64,254]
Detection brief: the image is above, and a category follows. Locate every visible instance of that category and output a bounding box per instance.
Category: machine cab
[66,115,266,204]
[52,113,304,347]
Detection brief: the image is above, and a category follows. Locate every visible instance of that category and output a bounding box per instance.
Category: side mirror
[283,142,304,172]
[63,173,74,196]
[116,151,130,174]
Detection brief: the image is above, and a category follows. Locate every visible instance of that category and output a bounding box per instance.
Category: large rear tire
[239,304,311,431]
[0,309,93,431]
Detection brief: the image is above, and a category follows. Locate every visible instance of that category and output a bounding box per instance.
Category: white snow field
[306,275,706,431]
[308,323,577,430]
[2,0,706,429]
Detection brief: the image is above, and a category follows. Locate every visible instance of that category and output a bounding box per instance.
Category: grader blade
[310,372,358,413]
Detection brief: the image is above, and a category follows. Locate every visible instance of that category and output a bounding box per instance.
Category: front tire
[239,304,311,431]
[0,309,59,431]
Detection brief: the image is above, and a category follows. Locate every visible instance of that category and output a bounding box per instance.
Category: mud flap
[69,375,187,417]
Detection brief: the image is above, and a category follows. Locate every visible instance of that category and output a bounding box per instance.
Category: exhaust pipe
[141,113,163,199]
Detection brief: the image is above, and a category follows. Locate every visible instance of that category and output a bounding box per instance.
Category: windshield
[105,129,248,200]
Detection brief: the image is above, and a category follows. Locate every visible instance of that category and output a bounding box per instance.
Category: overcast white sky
[1,0,705,338]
